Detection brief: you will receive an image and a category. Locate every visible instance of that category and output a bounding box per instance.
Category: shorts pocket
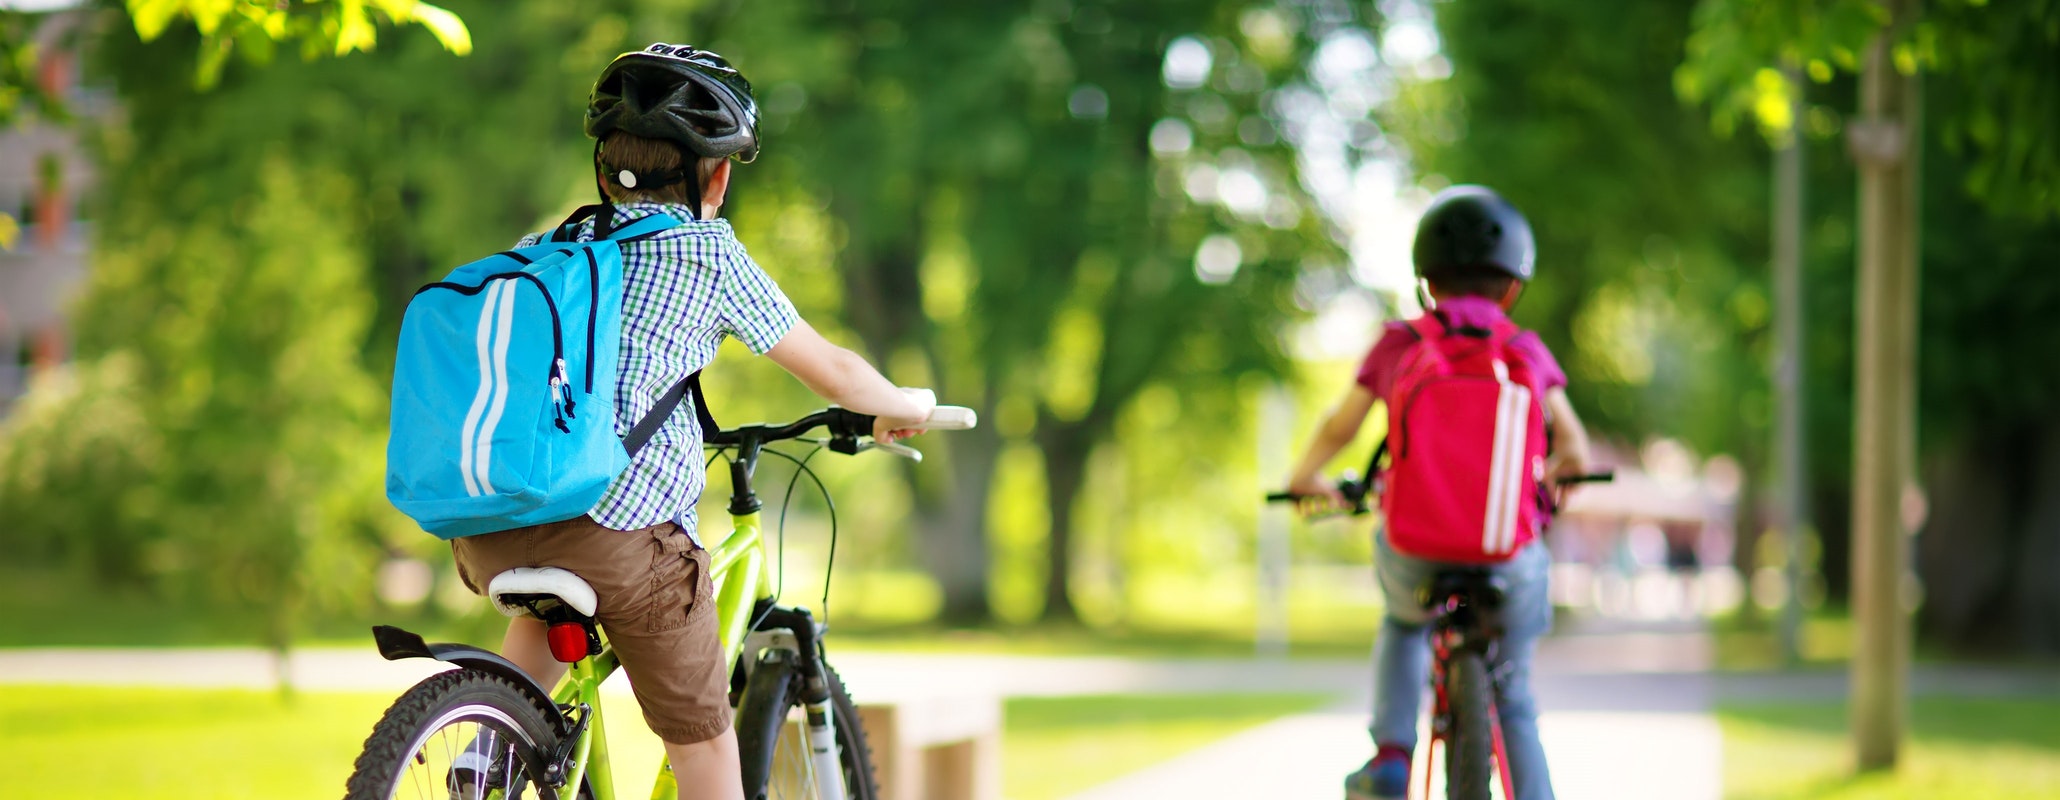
[644,524,698,634]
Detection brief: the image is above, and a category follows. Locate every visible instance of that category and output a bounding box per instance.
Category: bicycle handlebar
[703,403,980,453]
[1262,470,1615,514]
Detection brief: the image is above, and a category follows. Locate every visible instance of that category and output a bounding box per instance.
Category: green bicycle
[342,401,976,800]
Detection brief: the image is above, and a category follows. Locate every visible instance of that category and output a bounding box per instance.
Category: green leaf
[405,2,471,56]
[128,0,183,41]
[335,0,375,56]
[193,34,231,90]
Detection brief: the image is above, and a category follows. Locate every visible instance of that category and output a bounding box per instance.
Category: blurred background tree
[1675,0,2060,652]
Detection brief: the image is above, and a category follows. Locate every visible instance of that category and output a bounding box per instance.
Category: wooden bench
[856,693,1002,800]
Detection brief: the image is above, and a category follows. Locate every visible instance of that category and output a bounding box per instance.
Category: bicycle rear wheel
[736,651,879,800]
[344,670,565,800]
[1443,652,1495,800]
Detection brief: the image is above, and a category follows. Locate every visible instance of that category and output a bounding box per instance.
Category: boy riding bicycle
[445,43,930,800]
[1284,186,1593,800]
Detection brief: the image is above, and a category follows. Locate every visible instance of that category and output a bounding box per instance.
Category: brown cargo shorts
[451,515,729,744]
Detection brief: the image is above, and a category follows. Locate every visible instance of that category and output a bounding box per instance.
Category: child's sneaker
[445,733,505,800]
[1344,745,1412,800]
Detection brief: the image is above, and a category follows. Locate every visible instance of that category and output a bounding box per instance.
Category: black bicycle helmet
[1412,185,1536,282]
[586,43,760,163]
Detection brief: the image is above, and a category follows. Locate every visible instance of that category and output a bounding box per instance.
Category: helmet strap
[595,140,705,221]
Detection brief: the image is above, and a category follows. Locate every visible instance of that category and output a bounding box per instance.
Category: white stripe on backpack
[1482,360,1531,555]
[474,281,518,496]
[458,280,504,497]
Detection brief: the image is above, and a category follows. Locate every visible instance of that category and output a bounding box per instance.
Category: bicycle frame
[542,506,774,800]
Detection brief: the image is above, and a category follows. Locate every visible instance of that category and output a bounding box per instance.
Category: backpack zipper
[415,265,575,433]
[583,249,600,394]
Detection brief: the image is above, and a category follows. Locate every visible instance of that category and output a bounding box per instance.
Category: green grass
[1002,693,1333,800]
[2,686,1328,799]
[3,686,391,798]
[1720,698,2060,799]
[1710,608,1857,671]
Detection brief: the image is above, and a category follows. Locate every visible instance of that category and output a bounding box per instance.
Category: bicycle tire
[736,653,880,800]
[343,669,567,800]
[1443,652,1495,800]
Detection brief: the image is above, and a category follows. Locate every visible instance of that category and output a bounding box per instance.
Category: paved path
[1065,620,1726,800]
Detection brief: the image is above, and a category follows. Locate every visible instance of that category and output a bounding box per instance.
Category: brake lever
[860,441,923,463]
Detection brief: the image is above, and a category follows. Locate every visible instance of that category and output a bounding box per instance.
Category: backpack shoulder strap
[605,211,683,243]
[549,204,604,243]
[622,370,721,457]
[1403,314,1443,342]
[1363,436,1389,480]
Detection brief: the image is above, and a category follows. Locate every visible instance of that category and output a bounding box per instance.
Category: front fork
[750,605,847,800]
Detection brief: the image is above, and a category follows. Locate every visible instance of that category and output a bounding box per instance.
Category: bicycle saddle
[487,567,598,620]
[1420,569,1508,611]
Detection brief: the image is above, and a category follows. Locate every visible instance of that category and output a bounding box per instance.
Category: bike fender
[372,625,563,720]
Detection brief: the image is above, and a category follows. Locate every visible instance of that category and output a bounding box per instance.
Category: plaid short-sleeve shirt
[519,202,799,534]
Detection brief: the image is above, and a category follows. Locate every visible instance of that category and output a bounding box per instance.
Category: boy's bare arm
[1543,387,1593,479]
[1285,385,1379,500]
[765,319,933,442]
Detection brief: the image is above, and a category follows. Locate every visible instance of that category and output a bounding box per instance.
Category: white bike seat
[486,567,598,619]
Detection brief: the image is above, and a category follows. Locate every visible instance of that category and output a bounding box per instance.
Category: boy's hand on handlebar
[1546,451,1592,507]
[1285,472,1347,517]
[873,387,935,445]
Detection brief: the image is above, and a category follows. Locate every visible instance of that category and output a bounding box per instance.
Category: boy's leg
[1370,614,1431,747]
[1489,540,1555,800]
[667,727,745,800]
[500,616,570,689]
[1490,639,1552,800]
[1371,534,1437,749]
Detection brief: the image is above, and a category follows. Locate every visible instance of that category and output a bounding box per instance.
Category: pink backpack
[1379,315,1548,563]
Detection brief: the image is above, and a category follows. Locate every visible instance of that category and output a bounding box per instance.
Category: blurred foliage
[123,0,471,87]
[1,160,399,651]
[1675,0,2060,650]
[1680,0,2060,219]
[0,0,1366,644]
[682,0,1358,622]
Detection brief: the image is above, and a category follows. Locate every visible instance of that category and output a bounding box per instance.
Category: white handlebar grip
[925,406,979,431]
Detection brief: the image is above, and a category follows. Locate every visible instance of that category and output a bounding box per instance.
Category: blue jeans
[1371,534,1554,800]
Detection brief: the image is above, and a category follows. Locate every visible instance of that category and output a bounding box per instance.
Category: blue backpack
[385,206,703,539]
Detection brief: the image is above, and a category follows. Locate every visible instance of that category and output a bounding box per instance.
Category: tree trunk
[1732,460,1763,626]
[916,418,1003,624]
[1037,422,1093,624]
[826,209,1004,623]
[2010,424,2060,654]
[1915,433,2013,649]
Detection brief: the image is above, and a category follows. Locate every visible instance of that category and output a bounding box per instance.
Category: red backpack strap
[1404,314,1445,342]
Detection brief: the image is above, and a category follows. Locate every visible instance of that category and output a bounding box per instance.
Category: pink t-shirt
[1354,297,1567,403]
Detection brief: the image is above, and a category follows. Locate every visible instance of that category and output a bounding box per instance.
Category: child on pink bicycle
[1285,186,1594,800]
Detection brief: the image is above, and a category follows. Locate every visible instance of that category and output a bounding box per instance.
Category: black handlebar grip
[1554,471,1616,485]
[829,408,875,439]
[1264,491,1299,502]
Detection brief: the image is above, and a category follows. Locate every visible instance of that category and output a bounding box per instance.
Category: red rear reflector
[547,622,588,663]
